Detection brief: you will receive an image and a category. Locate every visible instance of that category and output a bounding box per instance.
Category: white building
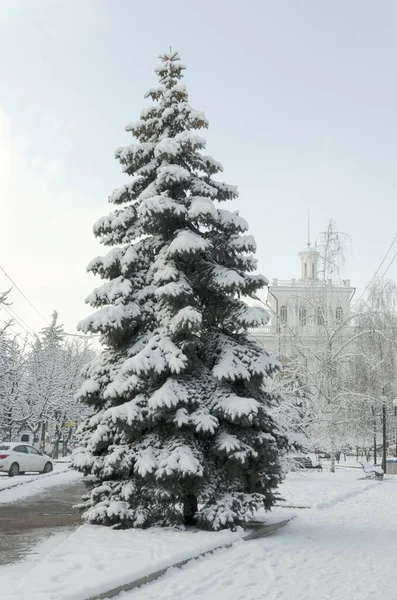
[251,243,356,361]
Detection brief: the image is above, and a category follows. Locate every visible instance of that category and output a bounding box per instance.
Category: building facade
[251,244,356,361]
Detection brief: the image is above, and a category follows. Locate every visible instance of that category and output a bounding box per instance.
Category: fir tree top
[41,311,64,347]
[80,49,269,342]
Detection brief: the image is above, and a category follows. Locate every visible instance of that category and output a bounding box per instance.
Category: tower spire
[299,212,319,280]
[307,209,311,248]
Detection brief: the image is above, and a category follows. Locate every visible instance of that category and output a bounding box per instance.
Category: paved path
[0,480,85,565]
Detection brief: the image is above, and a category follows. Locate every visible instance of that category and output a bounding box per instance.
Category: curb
[277,504,310,509]
[85,518,292,600]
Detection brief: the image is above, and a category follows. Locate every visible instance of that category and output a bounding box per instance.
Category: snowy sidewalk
[2,524,247,600]
[0,468,384,600]
[276,468,379,509]
[126,477,396,600]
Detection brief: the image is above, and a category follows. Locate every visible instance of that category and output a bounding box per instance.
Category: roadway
[0,479,85,565]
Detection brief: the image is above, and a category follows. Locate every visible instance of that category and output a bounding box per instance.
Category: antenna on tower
[307,210,311,247]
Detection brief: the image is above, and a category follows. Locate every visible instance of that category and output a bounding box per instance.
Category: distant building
[250,242,356,361]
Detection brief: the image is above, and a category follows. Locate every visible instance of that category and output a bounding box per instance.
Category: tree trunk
[63,428,73,456]
[183,494,198,526]
[52,423,62,459]
[41,422,46,454]
[330,435,336,473]
[53,437,60,460]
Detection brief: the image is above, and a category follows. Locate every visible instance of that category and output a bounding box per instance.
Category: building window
[299,307,307,326]
[304,263,307,278]
[312,263,315,277]
[317,307,324,326]
[336,306,343,324]
[280,305,287,323]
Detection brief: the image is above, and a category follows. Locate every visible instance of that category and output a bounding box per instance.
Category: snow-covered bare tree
[72,50,286,531]
[0,291,31,441]
[279,222,397,472]
[315,220,351,281]
[51,339,94,458]
[0,332,30,442]
[269,358,313,452]
[24,311,66,449]
[352,277,397,452]
[21,312,93,453]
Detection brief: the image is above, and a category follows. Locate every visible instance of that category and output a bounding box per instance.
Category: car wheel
[8,462,19,477]
[41,462,53,474]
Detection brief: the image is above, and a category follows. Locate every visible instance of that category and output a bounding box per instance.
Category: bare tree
[271,223,395,472]
[268,357,313,452]
[315,219,351,281]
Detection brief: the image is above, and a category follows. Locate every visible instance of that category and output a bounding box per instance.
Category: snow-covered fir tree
[72,50,286,530]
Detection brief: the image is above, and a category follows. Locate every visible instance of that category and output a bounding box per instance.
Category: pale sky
[1,0,397,337]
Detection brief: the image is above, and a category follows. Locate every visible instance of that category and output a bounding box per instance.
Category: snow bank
[3,525,244,600]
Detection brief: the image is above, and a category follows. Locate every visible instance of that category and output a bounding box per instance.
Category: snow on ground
[0,467,387,600]
[3,525,245,600]
[122,475,395,600]
[0,465,81,504]
[0,530,75,595]
[277,468,378,509]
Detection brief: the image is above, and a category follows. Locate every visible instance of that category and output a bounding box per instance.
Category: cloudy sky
[1,0,397,337]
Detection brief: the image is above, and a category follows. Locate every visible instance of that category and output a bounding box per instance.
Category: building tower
[298,243,319,281]
[249,237,355,361]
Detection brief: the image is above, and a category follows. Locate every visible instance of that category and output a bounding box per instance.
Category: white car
[0,442,53,477]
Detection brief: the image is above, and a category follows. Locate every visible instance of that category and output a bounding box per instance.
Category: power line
[5,305,38,337]
[352,234,397,308]
[379,249,397,283]
[62,332,100,339]
[0,265,100,340]
[0,264,49,325]
[0,305,37,341]
[1,300,98,341]
[0,319,36,349]
[1,305,97,344]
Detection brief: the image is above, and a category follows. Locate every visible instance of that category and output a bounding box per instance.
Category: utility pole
[373,412,377,466]
[373,394,397,474]
[372,396,390,473]
[382,402,387,473]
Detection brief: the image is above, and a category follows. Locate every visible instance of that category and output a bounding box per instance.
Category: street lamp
[388,399,397,469]
[372,396,397,474]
